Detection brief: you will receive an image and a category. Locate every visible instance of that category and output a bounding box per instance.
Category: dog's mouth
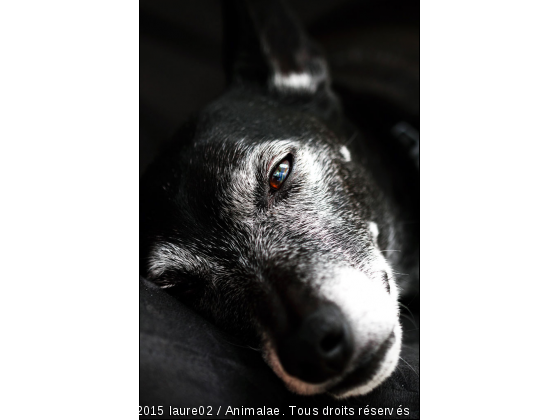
[327,329,398,398]
[263,324,401,398]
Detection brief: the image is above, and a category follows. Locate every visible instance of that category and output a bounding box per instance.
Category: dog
[140,0,419,399]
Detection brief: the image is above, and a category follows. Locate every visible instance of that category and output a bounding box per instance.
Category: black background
[140,0,419,174]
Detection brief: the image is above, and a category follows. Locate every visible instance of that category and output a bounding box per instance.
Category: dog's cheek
[198,281,264,344]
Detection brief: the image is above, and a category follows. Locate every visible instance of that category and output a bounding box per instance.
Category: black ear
[222,0,331,98]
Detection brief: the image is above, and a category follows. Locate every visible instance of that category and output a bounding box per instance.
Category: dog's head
[141,0,402,398]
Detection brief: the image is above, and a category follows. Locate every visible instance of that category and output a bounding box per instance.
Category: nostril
[320,329,344,354]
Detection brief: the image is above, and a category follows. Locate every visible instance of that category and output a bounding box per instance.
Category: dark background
[140,1,419,418]
[140,0,419,174]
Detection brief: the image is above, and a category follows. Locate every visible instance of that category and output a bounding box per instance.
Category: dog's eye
[270,159,290,189]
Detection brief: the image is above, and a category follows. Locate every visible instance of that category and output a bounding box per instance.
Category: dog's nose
[277,304,353,383]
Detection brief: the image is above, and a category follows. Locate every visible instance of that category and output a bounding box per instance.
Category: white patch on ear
[368,221,379,241]
[273,72,316,92]
[340,145,351,162]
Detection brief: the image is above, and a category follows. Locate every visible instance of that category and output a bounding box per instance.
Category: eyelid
[267,155,286,176]
[267,153,293,178]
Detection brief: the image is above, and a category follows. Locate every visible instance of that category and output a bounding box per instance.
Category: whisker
[399,302,416,318]
[222,339,260,352]
[399,303,418,329]
[345,131,358,146]
[399,356,419,377]
[399,313,418,327]
[393,272,409,277]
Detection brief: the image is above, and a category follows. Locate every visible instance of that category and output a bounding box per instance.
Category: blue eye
[270,159,290,189]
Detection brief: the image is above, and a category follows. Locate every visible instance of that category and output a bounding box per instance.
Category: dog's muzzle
[261,265,401,397]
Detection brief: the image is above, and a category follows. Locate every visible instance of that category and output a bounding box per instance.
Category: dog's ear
[222,0,333,100]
